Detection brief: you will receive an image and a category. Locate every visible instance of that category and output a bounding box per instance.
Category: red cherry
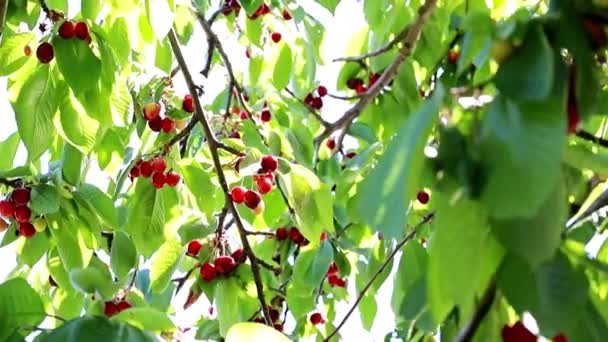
[229,131,241,139]
[270,308,280,322]
[327,262,338,275]
[74,21,89,40]
[161,118,175,133]
[240,111,248,120]
[310,312,324,325]
[260,155,278,173]
[320,231,327,241]
[254,317,264,323]
[282,9,292,20]
[0,200,15,218]
[214,255,236,274]
[165,171,181,187]
[140,161,153,178]
[275,227,288,240]
[273,324,283,332]
[148,115,163,132]
[261,109,272,122]
[271,32,282,43]
[345,152,357,159]
[416,190,430,204]
[14,206,31,223]
[58,20,75,39]
[317,85,328,97]
[335,277,346,287]
[117,300,132,312]
[152,172,166,189]
[129,165,141,179]
[501,321,537,342]
[231,248,244,262]
[326,138,336,150]
[368,73,381,87]
[304,93,314,104]
[103,302,120,317]
[200,262,217,281]
[448,50,459,64]
[243,190,262,210]
[187,240,203,256]
[142,102,161,121]
[12,188,30,205]
[183,94,195,113]
[231,186,247,204]
[553,334,568,342]
[311,97,323,110]
[36,42,54,64]
[355,84,367,94]
[288,227,302,242]
[151,157,167,173]
[346,78,364,90]
[256,177,273,194]
[18,222,36,238]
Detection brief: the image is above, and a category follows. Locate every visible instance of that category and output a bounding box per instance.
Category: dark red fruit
[74,21,89,40]
[368,73,381,87]
[18,222,36,238]
[14,206,31,223]
[345,152,356,159]
[240,111,248,120]
[183,94,195,113]
[310,312,324,325]
[288,227,303,242]
[143,103,161,121]
[0,200,15,218]
[140,161,153,178]
[261,109,272,122]
[12,188,30,205]
[129,165,141,179]
[270,308,280,322]
[243,190,262,210]
[567,65,580,134]
[326,138,336,150]
[58,20,75,39]
[304,93,314,104]
[261,155,278,173]
[317,85,328,97]
[231,186,247,204]
[311,97,323,110]
[165,171,181,187]
[187,240,203,256]
[273,324,283,332]
[417,190,430,204]
[320,231,327,241]
[161,118,175,133]
[215,255,236,274]
[36,42,54,64]
[200,262,217,281]
[117,300,132,312]
[355,84,367,94]
[230,131,241,139]
[231,248,244,262]
[328,274,346,287]
[148,115,163,132]
[276,227,288,240]
[271,32,282,43]
[104,302,120,317]
[151,157,167,173]
[501,321,537,342]
[256,177,273,194]
[553,334,568,342]
[152,172,166,189]
[327,262,338,275]
[282,9,292,20]
[448,50,459,64]
[346,78,364,90]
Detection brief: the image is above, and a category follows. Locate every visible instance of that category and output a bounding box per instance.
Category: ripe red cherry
[326,138,336,150]
[288,227,302,242]
[328,274,346,287]
[346,78,364,90]
[275,227,287,240]
[231,248,244,262]
[310,312,324,325]
[256,177,273,194]
[501,321,537,342]
[282,9,292,20]
[183,94,195,113]
[317,85,328,97]
[417,190,430,204]
[239,111,248,120]
[200,262,217,281]
[260,155,278,173]
[214,255,236,274]
[14,206,31,223]
[327,262,338,275]
[270,308,280,322]
[18,222,36,238]
[447,50,459,64]
[243,190,262,210]
[58,20,75,39]
[74,22,89,40]
[129,165,141,179]
[230,131,241,139]
[368,73,381,87]
[161,118,175,133]
[151,157,167,173]
[0,200,15,218]
[187,240,203,256]
[304,93,314,105]
[271,32,282,43]
[311,97,323,110]
[553,334,568,342]
[36,42,54,64]
[345,152,357,159]
[148,115,163,132]
[152,172,166,189]
[103,302,120,317]
[117,300,132,312]
[140,161,153,178]
[165,171,181,187]
[12,188,30,205]
[142,103,161,121]
[273,324,283,332]
[355,84,367,94]
[231,186,247,204]
[261,109,272,122]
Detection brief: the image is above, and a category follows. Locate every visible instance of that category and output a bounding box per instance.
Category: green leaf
[39,316,155,342]
[216,278,258,337]
[47,248,73,290]
[52,288,85,320]
[280,164,334,243]
[49,215,93,270]
[293,242,334,288]
[245,14,263,47]
[110,231,138,281]
[62,143,83,186]
[0,33,34,76]
[392,242,428,321]
[196,319,221,340]
[355,85,445,239]
[16,229,49,266]
[155,39,172,73]
[82,0,102,20]
[286,283,315,319]
[111,307,176,332]
[9,64,59,161]
[364,0,386,27]
[240,0,264,16]
[69,267,117,300]
[0,132,21,171]
[0,278,45,340]
[272,43,293,90]
[29,184,60,214]
[75,184,119,229]
[53,36,102,93]
[494,23,554,101]
[55,92,101,153]
[149,239,183,294]
[317,0,339,14]
[226,323,290,342]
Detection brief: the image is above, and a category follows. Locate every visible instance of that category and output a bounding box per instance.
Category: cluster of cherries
[326,262,346,288]
[253,305,285,331]
[501,321,567,342]
[0,187,36,238]
[304,85,328,110]
[275,226,309,247]
[230,155,279,214]
[34,20,90,64]
[129,156,181,189]
[346,73,381,95]
[187,240,245,282]
[142,102,174,133]
[103,299,132,317]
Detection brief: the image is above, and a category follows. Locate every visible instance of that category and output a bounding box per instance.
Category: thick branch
[333,23,412,63]
[0,0,8,38]
[168,29,273,326]
[454,278,497,342]
[324,211,435,341]
[315,0,438,146]
[576,130,608,148]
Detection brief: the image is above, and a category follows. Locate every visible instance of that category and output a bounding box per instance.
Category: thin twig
[244,229,275,237]
[255,257,281,273]
[275,176,295,216]
[454,278,498,342]
[323,211,435,341]
[173,267,196,295]
[576,130,608,148]
[333,23,413,63]
[168,28,273,326]
[327,93,362,101]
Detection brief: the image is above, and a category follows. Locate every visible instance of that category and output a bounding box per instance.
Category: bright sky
[0,1,401,340]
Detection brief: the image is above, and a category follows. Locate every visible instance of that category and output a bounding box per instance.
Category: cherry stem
[576,130,608,148]
[173,267,196,296]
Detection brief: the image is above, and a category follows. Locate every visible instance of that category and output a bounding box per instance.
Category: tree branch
[332,23,413,63]
[323,211,435,341]
[314,0,438,149]
[283,88,330,128]
[173,267,196,296]
[576,130,608,148]
[168,28,273,326]
[454,278,497,342]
